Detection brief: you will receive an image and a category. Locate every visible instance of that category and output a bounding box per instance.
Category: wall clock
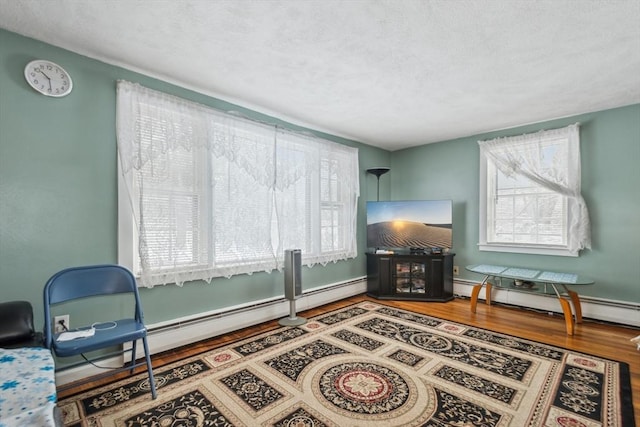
[24,60,73,97]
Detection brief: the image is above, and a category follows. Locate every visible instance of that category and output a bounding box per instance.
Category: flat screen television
[366,200,452,250]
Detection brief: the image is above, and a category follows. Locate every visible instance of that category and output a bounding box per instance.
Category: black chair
[0,300,43,348]
[43,264,157,399]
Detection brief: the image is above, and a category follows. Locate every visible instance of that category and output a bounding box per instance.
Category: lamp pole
[366,167,390,201]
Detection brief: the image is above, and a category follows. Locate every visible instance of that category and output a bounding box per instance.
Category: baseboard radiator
[54,276,368,386]
[453,278,640,328]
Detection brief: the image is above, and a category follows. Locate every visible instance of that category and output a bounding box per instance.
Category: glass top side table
[466,264,594,335]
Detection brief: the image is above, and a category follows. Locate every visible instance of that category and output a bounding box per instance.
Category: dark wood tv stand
[366,252,455,302]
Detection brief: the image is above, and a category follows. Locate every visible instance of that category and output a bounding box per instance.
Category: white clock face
[24,60,73,97]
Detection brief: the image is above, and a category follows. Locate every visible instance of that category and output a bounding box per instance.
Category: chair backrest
[0,301,38,347]
[43,264,144,348]
[45,264,138,303]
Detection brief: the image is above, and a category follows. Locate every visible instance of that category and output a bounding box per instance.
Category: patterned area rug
[58,302,634,426]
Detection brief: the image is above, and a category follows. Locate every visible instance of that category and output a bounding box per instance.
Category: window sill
[478,243,578,257]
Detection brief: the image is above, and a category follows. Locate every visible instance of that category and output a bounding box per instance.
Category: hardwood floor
[58,294,639,424]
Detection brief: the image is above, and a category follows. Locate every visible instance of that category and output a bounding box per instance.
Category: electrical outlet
[54,315,69,333]
[453,265,459,276]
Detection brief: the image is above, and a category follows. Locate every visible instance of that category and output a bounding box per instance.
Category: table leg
[550,284,576,335]
[558,297,574,335]
[470,284,482,313]
[470,276,491,313]
[566,289,583,324]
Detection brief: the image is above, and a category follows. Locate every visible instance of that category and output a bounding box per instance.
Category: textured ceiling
[1,0,639,150]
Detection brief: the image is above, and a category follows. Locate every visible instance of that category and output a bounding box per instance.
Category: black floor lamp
[366,167,390,201]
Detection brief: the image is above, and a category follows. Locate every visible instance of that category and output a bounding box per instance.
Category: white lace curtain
[478,123,591,255]
[116,81,359,287]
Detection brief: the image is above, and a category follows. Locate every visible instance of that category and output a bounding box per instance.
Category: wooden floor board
[57,294,640,424]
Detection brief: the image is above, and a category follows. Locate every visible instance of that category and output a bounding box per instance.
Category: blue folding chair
[43,264,157,399]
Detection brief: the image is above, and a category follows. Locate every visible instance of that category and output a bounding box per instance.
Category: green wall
[1,27,638,344]
[390,105,640,303]
[0,29,390,331]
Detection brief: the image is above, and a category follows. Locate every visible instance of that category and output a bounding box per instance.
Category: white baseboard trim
[143,277,367,356]
[453,279,640,327]
[55,276,367,386]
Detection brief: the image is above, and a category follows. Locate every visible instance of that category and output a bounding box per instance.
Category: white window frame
[116,81,359,287]
[478,124,589,257]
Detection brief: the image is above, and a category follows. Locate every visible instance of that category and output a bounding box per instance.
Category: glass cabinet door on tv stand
[395,259,426,295]
[366,252,454,302]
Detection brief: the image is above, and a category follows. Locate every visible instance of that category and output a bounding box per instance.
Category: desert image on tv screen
[366,200,452,249]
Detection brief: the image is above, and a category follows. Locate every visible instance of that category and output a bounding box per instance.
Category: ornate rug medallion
[57,302,634,426]
[318,361,411,415]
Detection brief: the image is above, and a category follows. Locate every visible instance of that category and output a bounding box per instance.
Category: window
[116,81,359,287]
[478,124,590,256]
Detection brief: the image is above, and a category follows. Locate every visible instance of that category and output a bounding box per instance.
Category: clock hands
[36,69,52,91]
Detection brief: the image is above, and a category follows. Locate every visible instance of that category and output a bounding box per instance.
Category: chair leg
[142,336,157,399]
[130,340,138,374]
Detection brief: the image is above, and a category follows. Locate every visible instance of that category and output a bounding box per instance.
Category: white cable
[91,321,118,331]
